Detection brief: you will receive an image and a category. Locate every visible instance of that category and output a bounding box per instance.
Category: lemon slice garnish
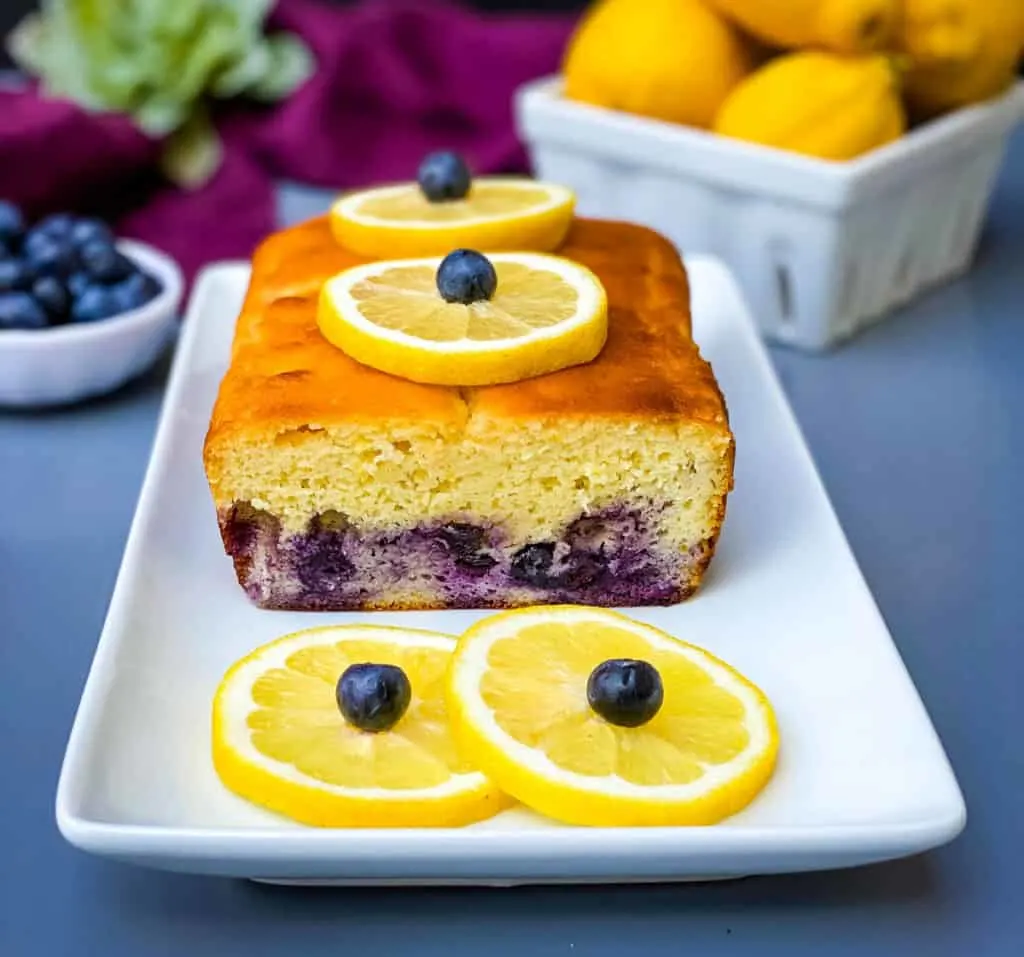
[212,625,507,828]
[317,251,608,386]
[447,606,779,827]
[330,178,575,259]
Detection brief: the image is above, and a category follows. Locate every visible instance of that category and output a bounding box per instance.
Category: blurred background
[1,0,1022,375]
[0,0,585,59]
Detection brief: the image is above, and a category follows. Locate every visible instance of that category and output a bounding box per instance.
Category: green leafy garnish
[7,0,315,187]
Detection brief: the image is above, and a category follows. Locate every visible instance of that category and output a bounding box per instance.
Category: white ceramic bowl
[0,239,184,408]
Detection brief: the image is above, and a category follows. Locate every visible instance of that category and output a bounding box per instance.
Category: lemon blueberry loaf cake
[203,216,734,610]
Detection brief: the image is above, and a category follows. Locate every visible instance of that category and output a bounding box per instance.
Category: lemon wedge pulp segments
[330,178,575,259]
[447,606,779,827]
[212,625,507,828]
[317,252,608,386]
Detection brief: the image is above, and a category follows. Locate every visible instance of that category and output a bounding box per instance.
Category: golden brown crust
[204,216,730,471]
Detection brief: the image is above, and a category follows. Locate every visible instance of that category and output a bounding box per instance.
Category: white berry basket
[516,76,1024,351]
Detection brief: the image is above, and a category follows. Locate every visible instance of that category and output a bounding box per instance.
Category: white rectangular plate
[55,257,965,884]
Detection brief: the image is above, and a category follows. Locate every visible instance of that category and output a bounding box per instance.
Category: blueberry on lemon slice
[329,150,575,259]
[211,625,508,828]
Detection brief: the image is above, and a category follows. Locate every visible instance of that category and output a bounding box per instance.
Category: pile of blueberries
[0,199,163,332]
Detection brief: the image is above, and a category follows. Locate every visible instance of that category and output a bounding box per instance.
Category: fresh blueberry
[417,150,471,202]
[22,231,77,277]
[35,212,75,240]
[79,240,133,283]
[69,217,114,248]
[31,276,71,323]
[562,552,606,589]
[0,292,49,330]
[134,269,162,302]
[510,542,557,587]
[66,272,91,298]
[586,659,664,728]
[0,258,34,293]
[71,284,121,323]
[0,201,25,245]
[436,249,497,305]
[110,271,161,312]
[336,663,412,732]
[0,240,11,261]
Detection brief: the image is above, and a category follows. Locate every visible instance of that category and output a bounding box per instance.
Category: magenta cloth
[0,0,574,283]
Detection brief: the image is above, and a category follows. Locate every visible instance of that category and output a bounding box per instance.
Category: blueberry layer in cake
[204,217,734,610]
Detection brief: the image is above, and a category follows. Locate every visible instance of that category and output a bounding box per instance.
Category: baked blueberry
[23,231,76,277]
[31,276,70,323]
[0,201,25,245]
[437,523,497,574]
[562,551,606,589]
[71,285,121,323]
[309,509,352,535]
[70,217,114,248]
[0,258,34,293]
[436,249,497,304]
[79,240,133,284]
[417,150,471,202]
[0,292,48,331]
[457,552,499,573]
[439,522,485,553]
[510,542,556,587]
[586,659,664,728]
[336,663,412,732]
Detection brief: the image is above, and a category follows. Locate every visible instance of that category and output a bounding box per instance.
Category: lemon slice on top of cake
[318,248,608,387]
[330,151,575,259]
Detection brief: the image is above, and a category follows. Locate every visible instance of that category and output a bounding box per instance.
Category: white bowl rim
[0,238,184,348]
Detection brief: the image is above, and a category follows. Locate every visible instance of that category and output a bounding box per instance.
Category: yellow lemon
[447,606,779,827]
[900,0,1024,117]
[212,625,507,828]
[714,52,906,161]
[704,0,899,54]
[563,0,753,128]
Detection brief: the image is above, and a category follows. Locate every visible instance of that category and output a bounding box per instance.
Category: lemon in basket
[563,0,754,128]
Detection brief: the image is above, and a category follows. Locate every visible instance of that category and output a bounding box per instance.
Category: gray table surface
[2,130,1022,955]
